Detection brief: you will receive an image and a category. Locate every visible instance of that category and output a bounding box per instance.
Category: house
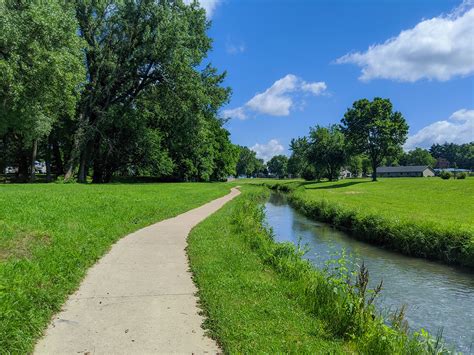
[376,166,435,177]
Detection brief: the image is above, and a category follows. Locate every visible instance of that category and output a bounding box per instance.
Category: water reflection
[265,193,474,353]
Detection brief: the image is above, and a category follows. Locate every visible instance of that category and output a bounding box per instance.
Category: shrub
[439,171,452,180]
[457,172,467,179]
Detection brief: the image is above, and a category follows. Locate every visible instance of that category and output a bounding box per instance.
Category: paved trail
[35,187,240,354]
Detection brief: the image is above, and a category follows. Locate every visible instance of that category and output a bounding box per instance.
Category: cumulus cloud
[223,74,327,119]
[404,109,474,150]
[184,0,221,18]
[251,139,285,162]
[336,2,474,82]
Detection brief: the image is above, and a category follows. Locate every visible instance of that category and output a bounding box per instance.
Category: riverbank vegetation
[188,186,450,353]
[264,178,474,268]
[0,183,229,353]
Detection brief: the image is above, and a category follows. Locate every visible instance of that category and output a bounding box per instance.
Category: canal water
[264,193,474,353]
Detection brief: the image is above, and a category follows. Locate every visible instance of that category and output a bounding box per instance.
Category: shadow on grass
[303,180,371,190]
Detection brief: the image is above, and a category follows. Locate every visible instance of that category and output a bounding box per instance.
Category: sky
[198,0,474,161]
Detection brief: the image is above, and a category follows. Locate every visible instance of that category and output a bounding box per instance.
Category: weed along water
[265,193,474,353]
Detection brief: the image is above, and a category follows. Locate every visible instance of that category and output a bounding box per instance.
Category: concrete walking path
[35,187,240,354]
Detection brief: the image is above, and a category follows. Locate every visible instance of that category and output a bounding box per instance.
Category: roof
[376,166,433,173]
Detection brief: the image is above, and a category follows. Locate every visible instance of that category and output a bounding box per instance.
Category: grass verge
[187,185,448,353]
[264,179,474,268]
[0,182,230,353]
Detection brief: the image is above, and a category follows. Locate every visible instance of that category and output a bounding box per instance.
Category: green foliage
[457,172,467,179]
[430,142,474,170]
[440,171,452,180]
[400,148,437,167]
[0,1,237,183]
[287,137,310,177]
[0,182,230,352]
[235,146,265,177]
[188,187,447,353]
[267,155,288,178]
[308,125,347,181]
[341,98,409,181]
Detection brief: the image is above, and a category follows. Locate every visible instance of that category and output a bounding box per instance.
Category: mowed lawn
[0,183,230,353]
[297,178,474,232]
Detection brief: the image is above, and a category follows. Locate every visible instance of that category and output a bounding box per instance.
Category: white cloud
[336,2,474,82]
[184,0,221,18]
[251,139,285,162]
[223,74,327,119]
[404,109,474,150]
[222,107,247,120]
[226,42,245,54]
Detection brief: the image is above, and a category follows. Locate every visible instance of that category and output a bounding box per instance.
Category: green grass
[187,186,441,354]
[264,178,474,267]
[0,182,230,353]
[187,186,346,353]
[297,178,474,231]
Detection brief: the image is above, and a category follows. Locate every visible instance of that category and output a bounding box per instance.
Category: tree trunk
[30,139,38,182]
[45,137,52,182]
[52,138,63,175]
[64,131,82,181]
[371,160,378,181]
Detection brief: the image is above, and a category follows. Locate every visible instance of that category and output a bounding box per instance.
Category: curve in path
[35,187,241,354]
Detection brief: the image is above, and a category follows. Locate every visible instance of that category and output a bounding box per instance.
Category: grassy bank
[0,182,230,353]
[188,186,446,353]
[264,178,474,268]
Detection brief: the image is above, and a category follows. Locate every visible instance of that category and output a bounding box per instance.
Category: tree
[67,0,215,182]
[236,146,260,177]
[0,2,84,180]
[267,155,288,178]
[308,125,347,181]
[287,137,310,177]
[347,155,363,177]
[341,98,408,181]
[430,142,474,169]
[400,148,436,167]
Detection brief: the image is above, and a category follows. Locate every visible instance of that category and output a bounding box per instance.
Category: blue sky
[199,0,474,161]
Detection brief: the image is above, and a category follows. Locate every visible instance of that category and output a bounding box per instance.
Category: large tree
[341,98,408,181]
[0,2,84,180]
[67,0,215,182]
[287,137,310,177]
[307,125,347,181]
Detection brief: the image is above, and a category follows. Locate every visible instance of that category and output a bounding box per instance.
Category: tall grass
[233,188,449,354]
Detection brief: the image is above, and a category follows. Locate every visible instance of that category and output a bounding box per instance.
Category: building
[376,166,435,178]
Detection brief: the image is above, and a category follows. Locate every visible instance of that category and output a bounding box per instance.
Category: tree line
[0,1,238,183]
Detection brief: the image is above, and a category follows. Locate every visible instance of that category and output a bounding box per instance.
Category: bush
[439,171,452,180]
[302,165,319,181]
[457,172,467,179]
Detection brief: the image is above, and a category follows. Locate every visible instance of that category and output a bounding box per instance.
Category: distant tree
[341,98,408,181]
[430,142,474,170]
[400,148,436,167]
[287,137,310,177]
[347,155,363,177]
[236,146,260,177]
[308,125,347,181]
[267,155,288,178]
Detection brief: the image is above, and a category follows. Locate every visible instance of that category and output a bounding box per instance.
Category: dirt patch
[0,232,51,261]
[342,191,363,195]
